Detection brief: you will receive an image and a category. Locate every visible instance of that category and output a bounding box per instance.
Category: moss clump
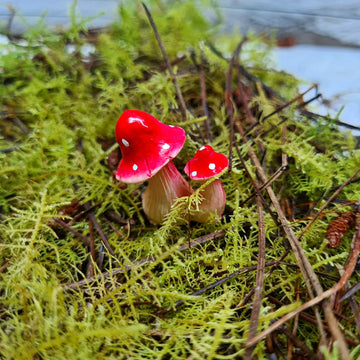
[1,1,360,359]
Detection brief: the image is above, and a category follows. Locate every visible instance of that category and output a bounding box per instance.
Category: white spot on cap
[162,143,170,150]
[128,117,148,128]
[191,171,197,177]
[133,164,138,171]
[199,146,206,151]
[169,125,175,128]
[122,139,130,147]
[209,163,215,170]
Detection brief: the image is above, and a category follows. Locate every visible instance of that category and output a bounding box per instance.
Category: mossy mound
[1,1,360,359]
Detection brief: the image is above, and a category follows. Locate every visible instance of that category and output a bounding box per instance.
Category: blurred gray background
[1,0,359,131]
[1,0,359,46]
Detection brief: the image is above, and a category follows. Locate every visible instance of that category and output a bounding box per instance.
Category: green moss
[1,0,360,358]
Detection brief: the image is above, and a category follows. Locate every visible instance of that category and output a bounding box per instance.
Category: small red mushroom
[115,109,192,224]
[184,145,228,223]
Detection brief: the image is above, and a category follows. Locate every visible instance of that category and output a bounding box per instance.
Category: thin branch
[339,282,360,302]
[87,220,96,278]
[330,208,360,307]
[161,260,280,314]
[237,128,288,208]
[238,63,360,132]
[5,4,15,36]
[243,84,318,138]
[65,230,225,290]
[235,63,265,154]
[245,282,342,349]
[105,210,134,225]
[103,218,125,239]
[262,84,318,122]
[70,202,102,225]
[299,93,322,108]
[301,109,360,132]
[160,256,341,315]
[225,39,246,172]
[199,51,212,142]
[53,218,91,247]
[330,176,360,192]
[84,203,115,257]
[298,167,360,241]
[236,251,291,308]
[0,146,21,154]
[348,296,360,338]
[244,195,266,359]
[269,295,360,348]
[233,141,279,226]
[287,273,301,359]
[278,324,321,360]
[142,3,187,120]
[235,117,349,357]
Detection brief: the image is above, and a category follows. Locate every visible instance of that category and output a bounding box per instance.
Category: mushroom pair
[115,110,228,224]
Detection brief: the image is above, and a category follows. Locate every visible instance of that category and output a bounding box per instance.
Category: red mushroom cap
[184,145,229,180]
[115,110,186,183]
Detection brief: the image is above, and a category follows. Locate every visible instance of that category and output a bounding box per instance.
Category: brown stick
[262,84,318,122]
[348,296,360,339]
[199,51,212,142]
[339,282,360,302]
[65,230,225,290]
[236,252,292,309]
[237,127,288,208]
[287,273,301,359]
[244,195,266,358]
[142,3,187,121]
[278,324,321,360]
[235,122,349,356]
[235,63,265,154]
[87,220,96,278]
[84,203,115,257]
[298,167,360,241]
[233,141,279,226]
[246,282,342,348]
[237,63,360,132]
[225,39,246,171]
[331,209,360,307]
[160,256,341,315]
[161,260,282,314]
[53,218,91,247]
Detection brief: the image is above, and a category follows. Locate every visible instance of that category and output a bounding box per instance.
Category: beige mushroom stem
[142,161,192,224]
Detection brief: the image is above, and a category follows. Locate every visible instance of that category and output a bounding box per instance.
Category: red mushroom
[184,145,228,223]
[115,109,192,224]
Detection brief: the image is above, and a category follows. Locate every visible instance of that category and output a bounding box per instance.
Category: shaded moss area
[1,1,360,359]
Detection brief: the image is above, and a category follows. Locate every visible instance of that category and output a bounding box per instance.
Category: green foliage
[1,0,360,358]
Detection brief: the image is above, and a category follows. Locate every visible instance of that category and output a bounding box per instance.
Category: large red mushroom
[184,145,228,223]
[115,109,192,224]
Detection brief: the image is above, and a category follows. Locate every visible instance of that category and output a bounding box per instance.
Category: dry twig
[330,208,360,308]
[279,324,321,360]
[84,203,115,257]
[65,230,225,290]
[298,168,360,241]
[199,51,212,142]
[53,218,91,247]
[244,195,266,359]
[142,3,187,121]
[225,39,246,171]
[234,96,349,357]
[246,282,342,348]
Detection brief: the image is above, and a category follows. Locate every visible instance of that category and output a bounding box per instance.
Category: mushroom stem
[190,179,226,223]
[142,161,192,224]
